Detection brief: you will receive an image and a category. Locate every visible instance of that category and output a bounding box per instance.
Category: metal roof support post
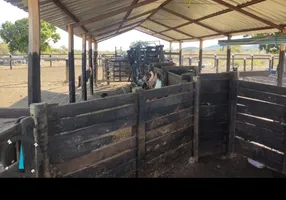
[88,36,94,95]
[81,33,87,101]
[226,35,232,73]
[169,42,172,58]
[68,24,76,103]
[179,41,183,66]
[198,39,203,73]
[93,40,98,86]
[28,0,41,106]
[277,28,286,87]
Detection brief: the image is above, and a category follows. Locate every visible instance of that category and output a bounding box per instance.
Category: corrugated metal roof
[3,0,286,43]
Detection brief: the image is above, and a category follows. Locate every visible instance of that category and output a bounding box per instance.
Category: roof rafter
[98,26,138,43]
[135,28,171,42]
[161,7,228,36]
[148,19,198,40]
[116,0,139,34]
[72,0,161,27]
[139,25,176,41]
[159,0,267,34]
[211,0,282,30]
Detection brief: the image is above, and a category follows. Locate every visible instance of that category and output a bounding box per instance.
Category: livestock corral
[1,0,286,178]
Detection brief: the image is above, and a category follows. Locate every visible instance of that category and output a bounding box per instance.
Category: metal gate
[104,57,131,83]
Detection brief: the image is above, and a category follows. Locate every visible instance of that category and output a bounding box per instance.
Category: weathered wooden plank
[199,130,227,142]
[236,121,284,152]
[199,141,226,157]
[145,126,193,160]
[238,87,286,106]
[0,124,21,144]
[145,107,193,131]
[55,136,136,175]
[47,93,137,120]
[146,117,193,142]
[48,105,136,134]
[200,92,229,105]
[201,79,229,93]
[200,72,229,80]
[97,159,136,178]
[238,80,286,96]
[145,92,194,111]
[237,114,284,133]
[142,82,193,100]
[0,108,29,118]
[199,118,228,132]
[142,141,193,178]
[168,72,184,85]
[235,138,283,172]
[66,149,136,178]
[239,71,270,77]
[200,105,228,119]
[237,98,285,121]
[147,101,192,120]
[193,76,200,162]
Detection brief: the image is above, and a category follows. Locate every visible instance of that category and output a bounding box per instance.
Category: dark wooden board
[142,141,193,178]
[238,80,286,96]
[236,121,284,152]
[47,93,137,120]
[145,108,193,131]
[142,82,193,100]
[66,149,136,178]
[147,101,193,120]
[199,141,226,157]
[239,71,270,77]
[199,118,228,132]
[55,136,136,175]
[200,105,229,119]
[0,124,21,144]
[49,105,136,134]
[145,126,193,162]
[168,72,184,85]
[238,87,286,106]
[146,117,193,142]
[145,92,194,111]
[199,130,227,142]
[200,73,230,80]
[237,114,284,133]
[235,138,283,172]
[97,159,136,178]
[200,92,229,106]
[0,108,29,118]
[237,98,285,121]
[201,79,229,93]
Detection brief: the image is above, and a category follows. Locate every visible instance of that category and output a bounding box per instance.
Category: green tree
[245,32,280,54]
[129,40,149,49]
[0,18,60,54]
[0,41,9,54]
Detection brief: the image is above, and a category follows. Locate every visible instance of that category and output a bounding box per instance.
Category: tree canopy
[0,18,60,54]
[0,41,9,54]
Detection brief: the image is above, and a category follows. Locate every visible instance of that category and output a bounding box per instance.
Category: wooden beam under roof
[72,0,161,27]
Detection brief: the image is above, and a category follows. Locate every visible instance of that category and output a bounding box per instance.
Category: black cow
[78,69,91,88]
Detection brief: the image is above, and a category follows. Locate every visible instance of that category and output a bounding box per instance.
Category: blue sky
[0,0,233,51]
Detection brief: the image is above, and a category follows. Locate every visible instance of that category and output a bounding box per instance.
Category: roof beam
[135,28,171,42]
[140,25,176,41]
[148,19,198,40]
[72,0,161,27]
[87,9,156,34]
[161,7,228,36]
[98,27,137,43]
[50,0,88,33]
[159,0,267,34]
[211,0,282,30]
[116,0,139,34]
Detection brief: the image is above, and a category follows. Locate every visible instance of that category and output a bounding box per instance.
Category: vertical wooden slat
[9,55,12,70]
[227,70,238,157]
[226,35,231,72]
[193,76,200,162]
[28,0,41,106]
[198,39,203,73]
[88,36,94,95]
[251,55,254,71]
[68,24,76,103]
[136,90,146,177]
[179,41,182,66]
[81,33,87,101]
[277,28,286,87]
[243,58,246,72]
[169,42,172,58]
[93,40,98,85]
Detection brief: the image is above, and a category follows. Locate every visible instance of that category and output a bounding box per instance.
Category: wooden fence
[104,59,131,83]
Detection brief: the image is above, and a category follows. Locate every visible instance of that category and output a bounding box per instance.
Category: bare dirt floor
[0,62,129,108]
[162,154,286,178]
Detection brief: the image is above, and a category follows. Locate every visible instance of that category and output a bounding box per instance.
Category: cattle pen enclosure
[1,71,286,178]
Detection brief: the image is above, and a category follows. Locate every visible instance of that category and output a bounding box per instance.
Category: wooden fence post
[50,54,52,67]
[227,70,239,158]
[136,89,146,177]
[9,55,12,70]
[193,76,200,163]
[30,103,51,178]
